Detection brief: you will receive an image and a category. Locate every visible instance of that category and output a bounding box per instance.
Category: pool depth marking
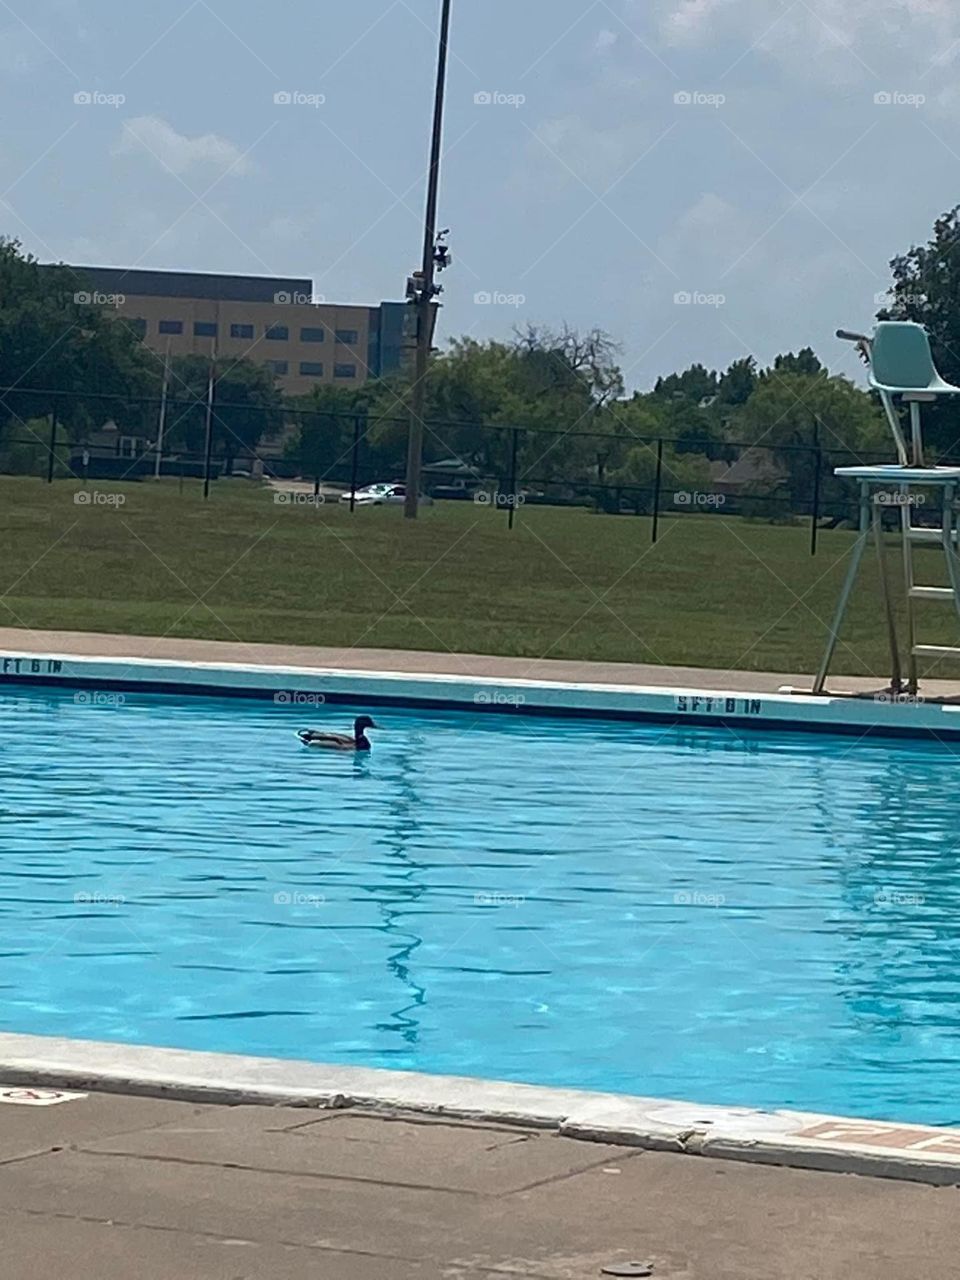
[0,1086,86,1106]
[1,658,62,675]
[676,696,764,716]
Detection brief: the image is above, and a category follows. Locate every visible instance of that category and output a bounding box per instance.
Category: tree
[653,363,718,404]
[351,329,627,488]
[717,357,757,406]
[609,440,713,513]
[769,348,824,378]
[0,238,157,445]
[736,371,887,513]
[287,382,376,484]
[880,204,960,451]
[512,324,624,407]
[165,355,283,471]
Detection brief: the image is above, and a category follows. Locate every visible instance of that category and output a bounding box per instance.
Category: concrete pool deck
[0,1085,957,1280]
[3,624,959,696]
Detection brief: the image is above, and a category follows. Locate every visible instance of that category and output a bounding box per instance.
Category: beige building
[70,266,417,397]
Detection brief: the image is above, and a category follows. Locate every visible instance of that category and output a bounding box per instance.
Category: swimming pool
[2,685,959,1125]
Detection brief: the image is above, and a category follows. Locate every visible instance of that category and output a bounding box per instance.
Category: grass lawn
[0,474,955,677]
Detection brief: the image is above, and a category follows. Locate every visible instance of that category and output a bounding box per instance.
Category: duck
[297,715,378,752]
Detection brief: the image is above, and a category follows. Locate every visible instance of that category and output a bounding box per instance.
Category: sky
[3,0,960,391]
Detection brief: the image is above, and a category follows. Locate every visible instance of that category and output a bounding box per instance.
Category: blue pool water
[3,685,960,1124]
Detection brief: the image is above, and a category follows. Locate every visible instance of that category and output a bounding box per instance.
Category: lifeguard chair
[814,322,960,696]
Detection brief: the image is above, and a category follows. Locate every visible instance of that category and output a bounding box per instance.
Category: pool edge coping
[3,646,960,738]
[2,1033,960,1186]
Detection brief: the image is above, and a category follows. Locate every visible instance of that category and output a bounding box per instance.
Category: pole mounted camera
[434,229,452,273]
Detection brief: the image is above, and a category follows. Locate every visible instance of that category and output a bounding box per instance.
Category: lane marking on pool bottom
[0,1086,87,1106]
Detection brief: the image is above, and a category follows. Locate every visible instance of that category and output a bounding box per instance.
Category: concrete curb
[2,1033,960,1186]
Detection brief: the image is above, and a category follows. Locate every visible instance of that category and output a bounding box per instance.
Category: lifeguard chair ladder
[813,321,960,696]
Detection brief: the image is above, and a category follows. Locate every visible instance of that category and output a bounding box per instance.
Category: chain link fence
[0,385,948,554]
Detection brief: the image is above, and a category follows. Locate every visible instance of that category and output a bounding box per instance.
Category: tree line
[3,204,959,506]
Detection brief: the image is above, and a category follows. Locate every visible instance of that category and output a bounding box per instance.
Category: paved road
[0,1093,956,1279]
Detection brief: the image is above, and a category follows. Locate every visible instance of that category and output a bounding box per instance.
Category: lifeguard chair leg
[813,479,870,694]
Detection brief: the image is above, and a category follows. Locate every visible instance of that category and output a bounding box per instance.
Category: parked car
[339,483,433,506]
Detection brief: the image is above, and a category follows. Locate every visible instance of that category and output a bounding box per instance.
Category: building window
[158,319,183,335]
[334,363,357,379]
[300,326,325,343]
[299,361,324,377]
[335,329,359,345]
[194,321,218,337]
[266,360,289,375]
[129,317,147,338]
[230,323,254,339]
[265,324,289,341]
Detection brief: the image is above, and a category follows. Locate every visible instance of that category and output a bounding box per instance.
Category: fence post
[810,418,822,557]
[651,438,664,543]
[45,410,58,484]
[202,371,216,500]
[596,451,607,514]
[349,414,361,513]
[508,427,520,530]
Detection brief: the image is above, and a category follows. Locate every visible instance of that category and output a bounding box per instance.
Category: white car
[339,483,433,506]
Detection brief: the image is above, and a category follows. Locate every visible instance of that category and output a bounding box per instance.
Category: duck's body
[298,715,377,752]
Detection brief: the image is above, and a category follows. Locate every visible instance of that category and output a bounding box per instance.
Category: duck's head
[354,715,378,737]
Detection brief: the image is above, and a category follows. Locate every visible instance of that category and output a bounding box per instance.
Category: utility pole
[404,0,452,520]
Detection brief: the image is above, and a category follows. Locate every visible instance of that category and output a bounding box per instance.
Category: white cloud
[113,116,253,178]
[595,28,618,52]
[655,0,960,63]
[661,0,732,43]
